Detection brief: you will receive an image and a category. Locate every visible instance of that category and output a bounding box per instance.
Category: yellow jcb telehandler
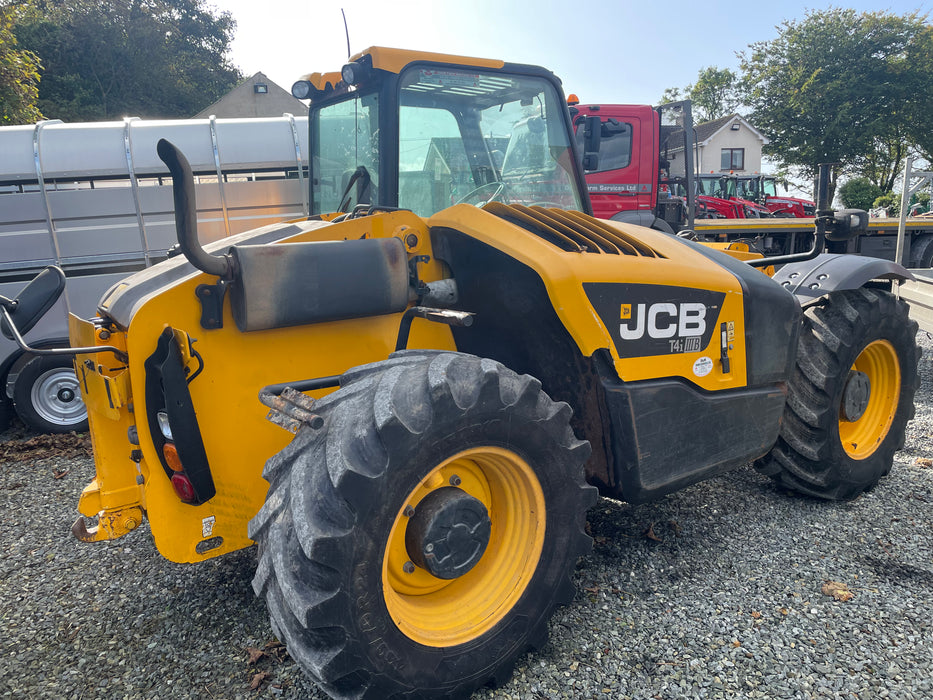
[0,47,920,699]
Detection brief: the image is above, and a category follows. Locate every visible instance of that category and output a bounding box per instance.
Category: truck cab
[569,102,691,231]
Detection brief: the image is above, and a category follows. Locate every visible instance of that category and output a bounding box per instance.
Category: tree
[739,8,933,202]
[0,2,42,124]
[660,86,682,104]
[838,177,883,211]
[660,66,741,121]
[689,67,740,122]
[852,131,909,194]
[14,0,243,121]
[904,25,933,164]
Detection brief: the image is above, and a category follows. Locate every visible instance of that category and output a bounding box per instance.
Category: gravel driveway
[1,332,931,700]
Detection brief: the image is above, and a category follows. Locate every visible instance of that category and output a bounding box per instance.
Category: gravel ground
[1,331,931,700]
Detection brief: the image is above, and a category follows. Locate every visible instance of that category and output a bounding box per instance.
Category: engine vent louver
[483,203,664,257]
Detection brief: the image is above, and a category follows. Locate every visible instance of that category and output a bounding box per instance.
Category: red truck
[570,98,933,266]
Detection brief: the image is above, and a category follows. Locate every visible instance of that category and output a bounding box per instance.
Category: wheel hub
[405,486,491,580]
[841,370,871,422]
[57,387,76,403]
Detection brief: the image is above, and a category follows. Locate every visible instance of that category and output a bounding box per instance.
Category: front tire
[250,352,595,699]
[755,288,920,499]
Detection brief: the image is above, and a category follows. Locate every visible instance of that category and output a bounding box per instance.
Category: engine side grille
[483,203,664,257]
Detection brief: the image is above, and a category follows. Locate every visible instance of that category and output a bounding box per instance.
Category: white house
[693,114,769,175]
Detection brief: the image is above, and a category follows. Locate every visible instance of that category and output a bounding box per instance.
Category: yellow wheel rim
[382,446,545,647]
[839,340,900,460]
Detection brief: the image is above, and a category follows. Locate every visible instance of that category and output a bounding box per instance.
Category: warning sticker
[202,516,216,538]
[692,356,714,378]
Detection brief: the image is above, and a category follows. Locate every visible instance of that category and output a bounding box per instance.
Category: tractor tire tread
[755,288,919,500]
[249,352,595,699]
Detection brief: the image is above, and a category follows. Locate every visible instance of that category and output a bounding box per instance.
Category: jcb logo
[619,302,707,340]
[583,282,724,358]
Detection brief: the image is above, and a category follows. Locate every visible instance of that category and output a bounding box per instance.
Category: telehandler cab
[0,47,920,699]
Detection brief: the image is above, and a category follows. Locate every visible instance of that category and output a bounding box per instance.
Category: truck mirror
[0,266,66,341]
[582,115,601,171]
[825,209,869,242]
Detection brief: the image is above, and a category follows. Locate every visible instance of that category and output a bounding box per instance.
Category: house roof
[193,72,309,119]
[695,114,769,145]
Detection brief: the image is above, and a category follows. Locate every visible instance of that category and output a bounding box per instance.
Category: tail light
[145,328,216,506]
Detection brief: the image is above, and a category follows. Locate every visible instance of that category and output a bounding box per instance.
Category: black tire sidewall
[340,409,583,694]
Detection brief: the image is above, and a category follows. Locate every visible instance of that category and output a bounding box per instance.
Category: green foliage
[660,66,740,121]
[660,86,682,104]
[872,190,931,216]
[905,26,933,164]
[14,0,243,121]
[739,8,932,201]
[689,67,739,122]
[0,3,42,124]
[838,177,883,210]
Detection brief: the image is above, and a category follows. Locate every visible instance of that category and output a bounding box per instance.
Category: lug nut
[402,561,415,574]
[449,474,461,486]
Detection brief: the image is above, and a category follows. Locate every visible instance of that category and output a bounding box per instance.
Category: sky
[210,0,931,107]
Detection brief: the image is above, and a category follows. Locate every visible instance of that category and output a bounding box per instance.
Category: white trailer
[1,115,309,433]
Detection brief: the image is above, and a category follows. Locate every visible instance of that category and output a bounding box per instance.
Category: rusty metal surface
[260,386,324,433]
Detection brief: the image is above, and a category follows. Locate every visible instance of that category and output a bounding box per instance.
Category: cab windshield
[308,65,584,217]
[697,175,735,199]
[398,67,583,216]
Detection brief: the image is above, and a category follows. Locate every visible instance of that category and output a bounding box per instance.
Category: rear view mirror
[0,266,66,341]
[825,209,869,242]
[582,115,601,171]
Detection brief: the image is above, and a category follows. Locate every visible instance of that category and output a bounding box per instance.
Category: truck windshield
[398,67,583,216]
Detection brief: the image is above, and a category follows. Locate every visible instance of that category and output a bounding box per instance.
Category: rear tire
[12,355,88,434]
[250,351,595,699]
[755,289,920,499]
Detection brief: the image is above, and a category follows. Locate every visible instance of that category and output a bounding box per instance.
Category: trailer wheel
[12,355,88,434]
[250,352,595,699]
[908,233,933,268]
[755,289,919,500]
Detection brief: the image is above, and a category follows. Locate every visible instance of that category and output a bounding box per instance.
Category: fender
[773,253,914,306]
